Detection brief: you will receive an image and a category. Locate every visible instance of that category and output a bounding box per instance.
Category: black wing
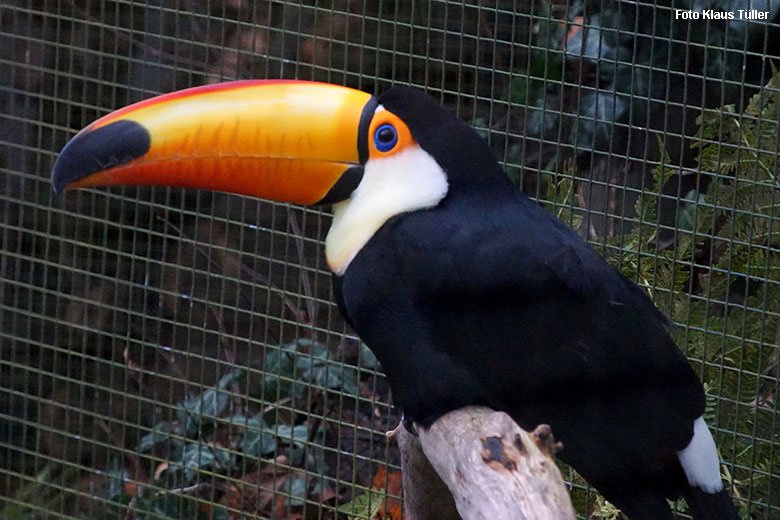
[338,187,705,511]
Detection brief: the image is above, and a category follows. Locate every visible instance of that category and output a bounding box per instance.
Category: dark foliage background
[1,1,779,519]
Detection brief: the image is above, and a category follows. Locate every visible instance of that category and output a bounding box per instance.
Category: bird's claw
[385,413,419,441]
[402,412,419,436]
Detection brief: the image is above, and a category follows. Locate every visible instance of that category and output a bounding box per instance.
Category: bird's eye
[374,124,398,152]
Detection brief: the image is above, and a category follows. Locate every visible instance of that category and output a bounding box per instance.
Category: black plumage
[332,87,736,520]
[48,80,739,519]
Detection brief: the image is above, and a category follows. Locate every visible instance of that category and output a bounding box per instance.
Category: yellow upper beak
[51,80,376,205]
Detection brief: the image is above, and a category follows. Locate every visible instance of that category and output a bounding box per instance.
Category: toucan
[51,80,739,520]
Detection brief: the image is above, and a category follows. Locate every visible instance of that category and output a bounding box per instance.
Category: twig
[478,13,509,95]
[66,1,213,76]
[576,183,598,239]
[207,306,243,415]
[262,396,293,414]
[286,208,317,328]
[98,419,147,483]
[608,183,617,237]
[154,482,208,497]
[123,493,138,520]
[208,306,236,366]
[155,214,305,324]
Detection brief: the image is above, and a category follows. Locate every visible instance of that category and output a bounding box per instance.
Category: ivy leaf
[149,493,201,519]
[262,339,361,398]
[284,476,308,506]
[208,506,234,520]
[337,488,387,520]
[177,369,243,437]
[275,423,309,445]
[358,344,381,370]
[106,456,132,502]
[177,443,230,483]
[229,414,277,457]
[261,343,301,399]
[137,421,174,453]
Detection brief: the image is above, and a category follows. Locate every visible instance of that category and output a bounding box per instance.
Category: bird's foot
[385,413,419,441]
[386,421,402,441]
[402,413,418,436]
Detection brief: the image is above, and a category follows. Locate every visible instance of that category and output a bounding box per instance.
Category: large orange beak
[51,80,376,205]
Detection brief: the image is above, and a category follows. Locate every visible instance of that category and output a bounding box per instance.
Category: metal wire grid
[1,0,779,518]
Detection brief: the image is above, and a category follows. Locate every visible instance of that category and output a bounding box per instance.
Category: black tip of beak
[51,120,151,193]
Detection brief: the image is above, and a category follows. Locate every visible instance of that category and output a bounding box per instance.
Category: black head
[376,86,509,191]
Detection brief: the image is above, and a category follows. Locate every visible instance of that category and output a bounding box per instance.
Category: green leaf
[337,488,387,520]
[218,368,246,389]
[106,456,132,502]
[275,423,309,444]
[177,370,243,436]
[284,476,308,506]
[261,343,300,399]
[137,421,174,453]
[358,344,381,370]
[229,415,277,457]
[207,506,233,520]
[305,445,329,475]
[608,66,780,511]
[262,339,361,399]
[148,493,201,520]
[177,443,230,483]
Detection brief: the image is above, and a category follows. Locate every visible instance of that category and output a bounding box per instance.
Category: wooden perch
[394,406,575,520]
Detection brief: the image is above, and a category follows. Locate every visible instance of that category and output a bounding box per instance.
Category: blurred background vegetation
[1,1,779,518]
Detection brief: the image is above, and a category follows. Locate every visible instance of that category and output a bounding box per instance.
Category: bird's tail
[683,487,739,520]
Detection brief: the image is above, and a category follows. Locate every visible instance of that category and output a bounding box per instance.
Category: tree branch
[397,406,575,520]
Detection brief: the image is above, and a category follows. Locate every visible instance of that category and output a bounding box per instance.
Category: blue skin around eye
[374,124,398,152]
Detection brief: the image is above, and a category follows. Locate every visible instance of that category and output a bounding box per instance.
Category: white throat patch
[325,144,448,274]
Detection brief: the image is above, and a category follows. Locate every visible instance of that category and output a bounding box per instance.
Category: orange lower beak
[52,80,376,205]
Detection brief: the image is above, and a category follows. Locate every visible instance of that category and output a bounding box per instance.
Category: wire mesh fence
[1,0,779,518]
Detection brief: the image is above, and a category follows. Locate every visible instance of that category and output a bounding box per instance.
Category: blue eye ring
[374,124,398,153]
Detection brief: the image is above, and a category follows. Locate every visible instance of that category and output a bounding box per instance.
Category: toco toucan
[51,80,739,520]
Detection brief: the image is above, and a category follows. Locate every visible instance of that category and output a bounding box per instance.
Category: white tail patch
[677,416,723,494]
